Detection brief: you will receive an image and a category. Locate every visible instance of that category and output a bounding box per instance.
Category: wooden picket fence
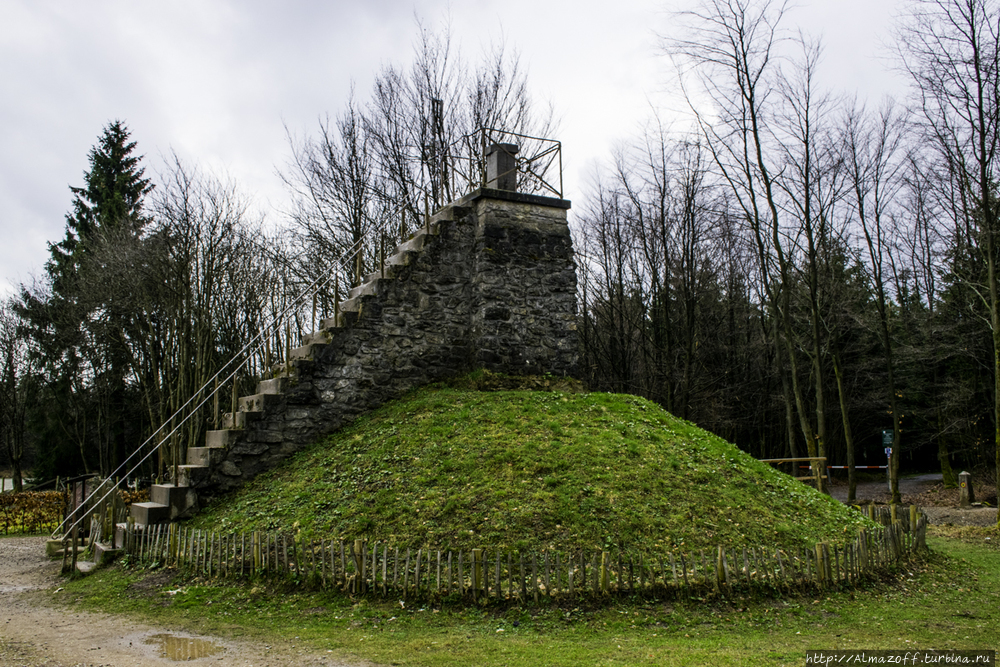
[119,505,928,602]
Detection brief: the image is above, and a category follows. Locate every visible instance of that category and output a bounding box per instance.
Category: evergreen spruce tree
[17,120,152,478]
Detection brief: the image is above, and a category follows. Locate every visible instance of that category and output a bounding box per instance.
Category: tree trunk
[833,352,856,502]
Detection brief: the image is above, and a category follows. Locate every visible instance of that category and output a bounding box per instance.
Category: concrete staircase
[128,187,577,529]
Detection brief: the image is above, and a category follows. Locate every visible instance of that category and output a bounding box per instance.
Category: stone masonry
[130,187,577,524]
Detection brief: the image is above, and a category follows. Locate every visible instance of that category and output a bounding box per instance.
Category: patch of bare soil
[0,536,367,667]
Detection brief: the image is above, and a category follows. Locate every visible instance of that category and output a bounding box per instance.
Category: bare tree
[897,0,1000,507]
[667,0,832,486]
[0,299,32,491]
[283,20,555,298]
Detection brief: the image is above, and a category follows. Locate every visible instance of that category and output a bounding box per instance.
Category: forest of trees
[577,0,1000,503]
[2,1,999,509]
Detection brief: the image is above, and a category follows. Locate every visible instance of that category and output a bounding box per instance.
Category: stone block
[177,464,210,488]
[959,471,975,507]
[257,377,289,395]
[222,410,261,429]
[93,542,121,565]
[238,393,283,413]
[205,429,241,448]
[131,501,169,526]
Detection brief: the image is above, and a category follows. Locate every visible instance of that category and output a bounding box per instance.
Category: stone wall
[192,188,577,495]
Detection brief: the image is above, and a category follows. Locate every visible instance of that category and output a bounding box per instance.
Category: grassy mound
[191,378,872,554]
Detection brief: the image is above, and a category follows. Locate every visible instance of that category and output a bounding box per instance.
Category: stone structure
[131,185,577,524]
[959,470,974,507]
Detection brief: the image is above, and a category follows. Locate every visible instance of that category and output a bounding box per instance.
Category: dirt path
[0,536,365,667]
[828,473,998,527]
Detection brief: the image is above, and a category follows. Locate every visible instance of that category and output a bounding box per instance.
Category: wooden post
[404,549,411,597]
[544,552,551,597]
[340,541,347,587]
[285,323,291,377]
[69,523,79,573]
[414,549,421,595]
[519,553,526,600]
[567,553,574,595]
[382,545,388,596]
[334,273,340,325]
[775,549,787,586]
[600,552,609,594]
[533,553,540,603]
[355,540,365,594]
[282,534,289,574]
[815,544,825,586]
[496,551,503,600]
[472,548,482,600]
[231,375,238,421]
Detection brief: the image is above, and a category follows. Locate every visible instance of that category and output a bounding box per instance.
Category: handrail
[52,202,414,539]
[54,128,565,540]
[421,128,563,208]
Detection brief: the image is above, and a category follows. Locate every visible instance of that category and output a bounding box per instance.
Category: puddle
[145,634,222,661]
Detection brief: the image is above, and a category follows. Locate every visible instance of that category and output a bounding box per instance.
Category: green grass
[190,380,871,555]
[55,528,1000,666]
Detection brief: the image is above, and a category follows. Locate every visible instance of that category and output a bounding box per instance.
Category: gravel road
[0,536,364,667]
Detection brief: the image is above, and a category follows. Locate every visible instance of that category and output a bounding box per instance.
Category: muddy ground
[0,535,366,667]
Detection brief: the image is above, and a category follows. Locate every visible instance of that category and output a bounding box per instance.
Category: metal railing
[426,129,563,207]
[53,129,566,541]
[51,206,415,540]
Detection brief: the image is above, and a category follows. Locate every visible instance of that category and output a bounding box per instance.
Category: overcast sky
[0,0,906,298]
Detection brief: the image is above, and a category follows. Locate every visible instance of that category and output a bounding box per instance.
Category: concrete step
[238,392,283,413]
[115,522,128,548]
[150,483,199,520]
[430,203,461,224]
[45,537,90,558]
[205,429,242,448]
[385,249,418,268]
[177,464,210,488]
[186,446,227,467]
[222,410,262,429]
[131,501,170,526]
[320,309,359,329]
[347,278,383,299]
[289,342,327,361]
[301,330,332,346]
[93,541,121,565]
[396,231,434,254]
[339,295,362,313]
[257,377,289,395]
[361,263,405,285]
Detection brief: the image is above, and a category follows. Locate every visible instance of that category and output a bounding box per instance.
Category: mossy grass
[191,375,872,554]
[55,530,1000,666]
